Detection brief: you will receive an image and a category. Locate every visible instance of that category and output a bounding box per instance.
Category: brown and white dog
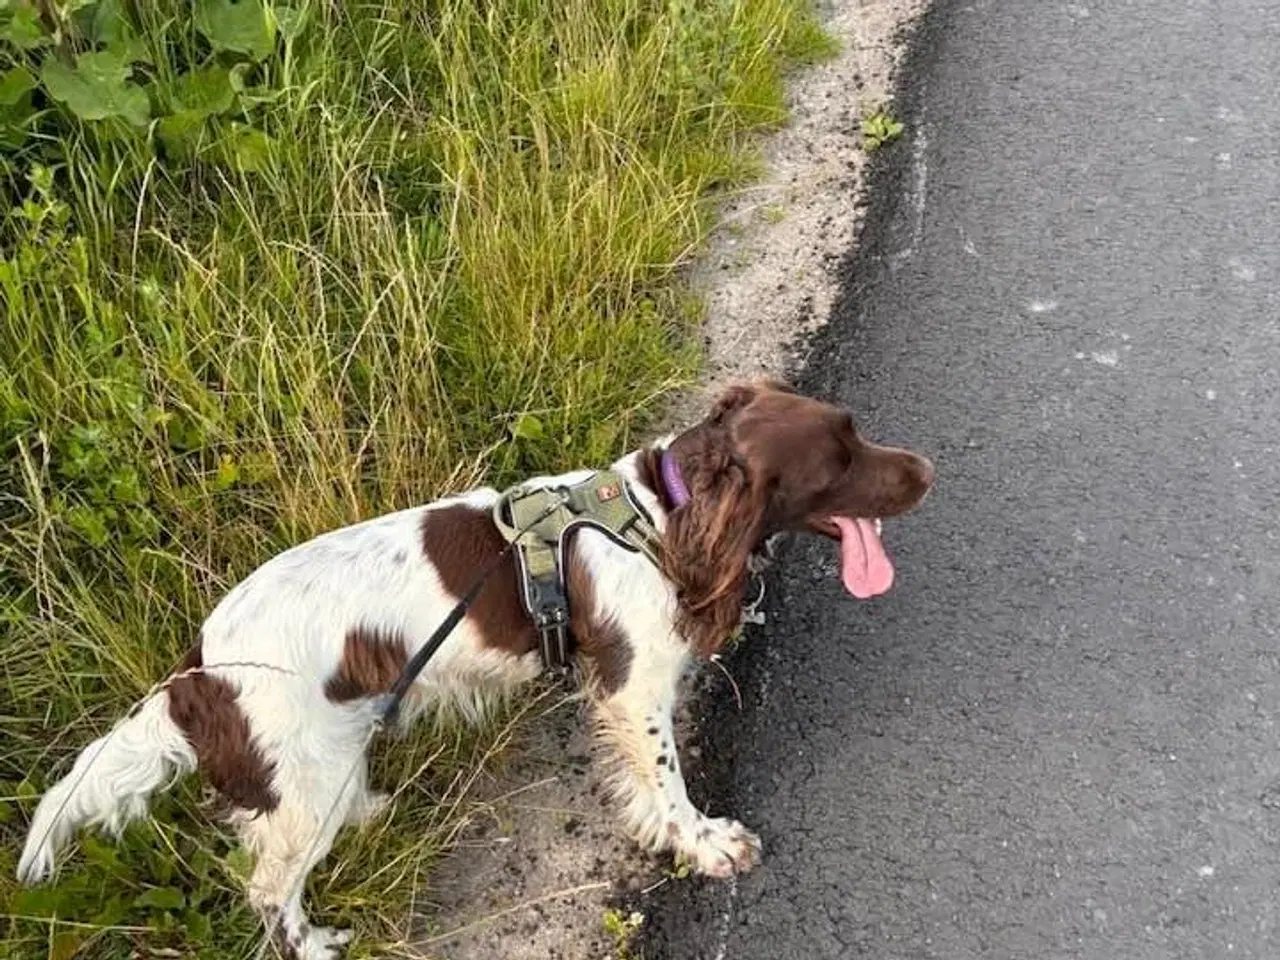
[17,379,933,958]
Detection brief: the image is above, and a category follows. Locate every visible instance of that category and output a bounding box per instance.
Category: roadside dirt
[413,2,927,957]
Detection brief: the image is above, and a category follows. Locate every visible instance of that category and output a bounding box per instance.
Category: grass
[0,0,833,956]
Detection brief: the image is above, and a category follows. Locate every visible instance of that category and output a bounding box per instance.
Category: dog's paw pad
[685,817,761,878]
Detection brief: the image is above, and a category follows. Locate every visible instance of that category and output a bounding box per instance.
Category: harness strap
[492,471,662,673]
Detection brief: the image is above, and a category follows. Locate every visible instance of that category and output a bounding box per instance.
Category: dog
[17,379,933,958]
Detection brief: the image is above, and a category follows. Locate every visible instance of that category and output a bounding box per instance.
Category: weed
[603,907,645,960]
[0,0,832,956]
[861,110,904,151]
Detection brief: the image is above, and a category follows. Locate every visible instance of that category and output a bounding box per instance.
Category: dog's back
[15,471,615,888]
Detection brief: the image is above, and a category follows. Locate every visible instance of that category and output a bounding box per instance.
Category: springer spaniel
[17,379,934,959]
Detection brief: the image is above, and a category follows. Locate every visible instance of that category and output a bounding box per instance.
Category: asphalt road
[639,2,1280,957]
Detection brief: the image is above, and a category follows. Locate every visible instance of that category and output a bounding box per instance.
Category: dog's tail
[17,688,196,884]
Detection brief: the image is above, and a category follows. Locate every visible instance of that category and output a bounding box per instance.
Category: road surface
[640,1,1280,957]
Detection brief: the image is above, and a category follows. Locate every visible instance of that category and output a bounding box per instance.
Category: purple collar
[660,449,691,508]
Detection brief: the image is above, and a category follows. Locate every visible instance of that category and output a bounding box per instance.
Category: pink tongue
[832,516,895,599]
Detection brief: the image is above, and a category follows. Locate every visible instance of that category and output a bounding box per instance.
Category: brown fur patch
[167,641,279,813]
[565,540,632,695]
[420,504,537,656]
[420,502,632,690]
[324,626,409,702]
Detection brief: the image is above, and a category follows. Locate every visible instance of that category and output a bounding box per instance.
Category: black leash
[374,488,571,728]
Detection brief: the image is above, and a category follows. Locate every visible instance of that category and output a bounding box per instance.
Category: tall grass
[0,0,831,955]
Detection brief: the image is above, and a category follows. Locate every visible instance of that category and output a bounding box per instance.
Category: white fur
[17,451,758,957]
[17,692,196,884]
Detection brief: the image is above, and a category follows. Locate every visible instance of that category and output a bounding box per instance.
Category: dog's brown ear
[660,424,767,659]
[707,383,758,424]
[707,378,795,425]
[754,375,795,395]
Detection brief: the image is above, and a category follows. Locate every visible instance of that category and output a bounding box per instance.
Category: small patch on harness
[596,483,621,502]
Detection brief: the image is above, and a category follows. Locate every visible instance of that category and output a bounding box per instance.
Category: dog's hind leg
[237,757,367,960]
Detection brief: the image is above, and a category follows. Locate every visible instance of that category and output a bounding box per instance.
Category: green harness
[491,471,663,673]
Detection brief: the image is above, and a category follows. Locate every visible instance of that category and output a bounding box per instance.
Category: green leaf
[166,413,206,451]
[134,886,185,911]
[224,846,253,881]
[185,908,213,942]
[213,454,240,490]
[50,930,84,960]
[70,0,151,63]
[11,885,64,918]
[90,895,128,928]
[108,32,151,65]
[81,833,124,872]
[109,466,146,504]
[42,50,151,126]
[860,111,904,151]
[0,116,35,149]
[226,122,273,171]
[228,61,252,92]
[195,0,276,61]
[0,3,50,51]
[188,848,215,882]
[0,65,36,106]
[170,65,236,116]
[65,504,109,546]
[0,64,37,149]
[156,109,206,161]
[510,413,545,441]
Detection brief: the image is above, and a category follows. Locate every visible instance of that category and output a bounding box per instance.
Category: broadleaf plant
[41,50,151,126]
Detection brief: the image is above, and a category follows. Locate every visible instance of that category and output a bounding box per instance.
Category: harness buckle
[524,560,573,674]
[534,605,572,675]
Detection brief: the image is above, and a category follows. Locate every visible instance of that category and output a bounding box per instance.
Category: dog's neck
[614,442,683,529]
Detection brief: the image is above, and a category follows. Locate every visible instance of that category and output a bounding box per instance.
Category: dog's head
[656,378,934,657]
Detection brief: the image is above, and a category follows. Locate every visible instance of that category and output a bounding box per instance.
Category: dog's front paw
[682,816,761,878]
[294,925,352,960]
